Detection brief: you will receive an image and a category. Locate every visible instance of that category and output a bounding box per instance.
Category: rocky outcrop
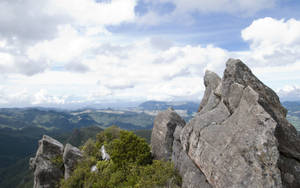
[151,58,300,188]
[30,135,83,188]
[172,116,212,188]
[63,143,83,179]
[30,135,64,188]
[151,108,211,188]
[151,108,186,161]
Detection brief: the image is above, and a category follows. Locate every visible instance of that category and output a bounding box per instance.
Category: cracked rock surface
[151,59,300,188]
[30,135,83,188]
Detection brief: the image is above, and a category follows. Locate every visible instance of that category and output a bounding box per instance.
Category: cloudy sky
[1,0,300,108]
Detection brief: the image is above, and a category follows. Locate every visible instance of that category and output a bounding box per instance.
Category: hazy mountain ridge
[283,101,300,131]
[0,126,103,188]
[0,108,154,130]
[0,97,299,188]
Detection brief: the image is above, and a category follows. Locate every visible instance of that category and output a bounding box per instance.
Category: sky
[1,0,300,108]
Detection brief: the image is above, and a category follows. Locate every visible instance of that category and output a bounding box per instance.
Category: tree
[96,125,121,147]
[108,130,152,167]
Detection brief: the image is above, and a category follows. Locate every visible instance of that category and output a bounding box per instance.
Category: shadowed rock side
[151,108,211,188]
[151,108,185,161]
[151,59,300,188]
[30,135,83,188]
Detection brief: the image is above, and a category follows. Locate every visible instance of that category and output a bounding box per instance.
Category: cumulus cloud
[240,17,300,66]
[277,86,300,101]
[0,0,137,41]
[0,0,137,77]
[32,89,66,105]
[0,0,69,41]
[3,9,300,106]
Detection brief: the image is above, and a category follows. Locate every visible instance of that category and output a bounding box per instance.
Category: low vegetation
[61,126,181,188]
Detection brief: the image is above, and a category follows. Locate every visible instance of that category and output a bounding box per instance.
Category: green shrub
[81,138,98,158]
[108,130,152,167]
[96,125,121,147]
[61,127,181,188]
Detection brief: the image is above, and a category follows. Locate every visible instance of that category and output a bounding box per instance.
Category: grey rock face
[151,108,211,187]
[30,135,83,187]
[173,126,211,188]
[180,58,300,188]
[220,59,300,187]
[30,135,64,188]
[152,59,300,188]
[184,86,282,187]
[198,70,221,113]
[151,108,185,161]
[63,143,83,179]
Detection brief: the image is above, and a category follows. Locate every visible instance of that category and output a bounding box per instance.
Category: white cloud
[240,17,300,66]
[48,0,137,26]
[277,85,300,101]
[0,0,137,77]
[32,89,66,105]
[26,24,98,63]
[3,13,300,107]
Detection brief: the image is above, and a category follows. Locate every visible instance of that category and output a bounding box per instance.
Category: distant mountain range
[282,101,300,131]
[138,100,199,113]
[0,100,299,188]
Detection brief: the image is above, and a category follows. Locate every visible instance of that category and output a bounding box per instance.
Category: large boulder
[180,59,300,188]
[151,108,185,161]
[151,58,300,188]
[63,143,83,179]
[30,135,64,188]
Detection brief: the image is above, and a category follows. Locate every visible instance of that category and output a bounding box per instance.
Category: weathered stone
[30,135,64,188]
[172,126,211,188]
[151,107,211,187]
[63,143,83,179]
[184,86,282,187]
[278,155,300,188]
[221,59,300,187]
[172,59,300,188]
[198,70,221,113]
[151,108,185,161]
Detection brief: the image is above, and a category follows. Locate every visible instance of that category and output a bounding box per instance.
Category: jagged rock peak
[198,70,221,113]
[151,58,300,188]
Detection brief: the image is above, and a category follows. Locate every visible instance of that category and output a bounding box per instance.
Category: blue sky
[1,0,300,108]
